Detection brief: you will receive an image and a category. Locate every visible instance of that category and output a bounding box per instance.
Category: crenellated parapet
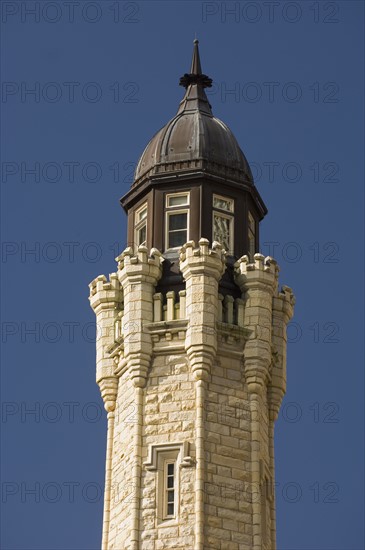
[89,272,122,313]
[179,238,226,278]
[116,245,164,282]
[235,253,279,290]
[89,249,294,408]
[89,273,123,411]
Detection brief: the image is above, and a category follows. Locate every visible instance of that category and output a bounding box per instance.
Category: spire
[178,39,213,115]
[190,38,202,75]
[179,39,213,89]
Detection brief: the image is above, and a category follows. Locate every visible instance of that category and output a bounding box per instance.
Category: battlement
[89,247,295,362]
[88,273,122,312]
[179,238,226,281]
[272,284,295,325]
[115,245,164,271]
[179,238,226,263]
[278,284,296,306]
[235,253,279,277]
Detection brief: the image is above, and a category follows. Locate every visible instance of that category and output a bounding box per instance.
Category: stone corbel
[98,376,119,413]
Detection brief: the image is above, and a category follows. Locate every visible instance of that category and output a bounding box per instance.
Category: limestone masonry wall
[89,242,295,550]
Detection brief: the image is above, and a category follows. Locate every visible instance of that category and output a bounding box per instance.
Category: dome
[133,40,254,186]
[134,110,253,184]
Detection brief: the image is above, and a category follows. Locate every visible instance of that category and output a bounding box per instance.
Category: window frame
[144,441,192,527]
[156,450,180,525]
[213,194,234,213]
[212,194,234,253]
[165,192,190,250]
[163,459,176,520]
[134,202,148,248]
[166,192,190,208]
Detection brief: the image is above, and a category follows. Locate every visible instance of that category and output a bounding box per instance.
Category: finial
[179,40,212,89]
[191,38,202,75]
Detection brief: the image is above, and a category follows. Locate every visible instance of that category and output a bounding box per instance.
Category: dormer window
[134,203,147,247]
[248,211,256,258]
[165,193,190,249]
[213,194,234,253]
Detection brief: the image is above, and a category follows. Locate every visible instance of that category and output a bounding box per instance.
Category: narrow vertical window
[164,461,176,519]
[248,211,256,258]
[144,442,191,525]
[165,193,189,249]
[134,203,147,247]
[212,194,234,253]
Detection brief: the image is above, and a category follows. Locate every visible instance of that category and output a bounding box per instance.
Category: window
[144,442,193,526]
[165,193,189,249]
[248,211,256,258]
[167,194,189,208]
[164,461,176,519]
[134,203,147,247]
[213,194,234,253]
[213,195,234,212]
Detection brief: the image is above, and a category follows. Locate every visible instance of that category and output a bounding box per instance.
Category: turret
[89,40,295,550]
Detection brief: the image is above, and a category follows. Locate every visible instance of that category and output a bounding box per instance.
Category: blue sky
[1,1,364,549]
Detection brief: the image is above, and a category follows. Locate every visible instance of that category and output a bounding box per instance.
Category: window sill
[156,518,179,528]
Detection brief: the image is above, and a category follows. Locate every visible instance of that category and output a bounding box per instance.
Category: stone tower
[89,40,295,550]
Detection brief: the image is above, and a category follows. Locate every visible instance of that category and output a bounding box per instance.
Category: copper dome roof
[133,40,254,186]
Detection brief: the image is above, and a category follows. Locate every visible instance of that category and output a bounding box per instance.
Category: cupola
[120,40,267,292]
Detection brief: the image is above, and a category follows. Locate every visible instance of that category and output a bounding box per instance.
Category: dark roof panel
[133,41,254,187]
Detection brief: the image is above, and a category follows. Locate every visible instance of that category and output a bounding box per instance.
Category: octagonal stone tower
[89,40,294,550]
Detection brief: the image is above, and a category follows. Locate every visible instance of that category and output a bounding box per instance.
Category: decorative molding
[144,319,188,335]
[144,442,194,471]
